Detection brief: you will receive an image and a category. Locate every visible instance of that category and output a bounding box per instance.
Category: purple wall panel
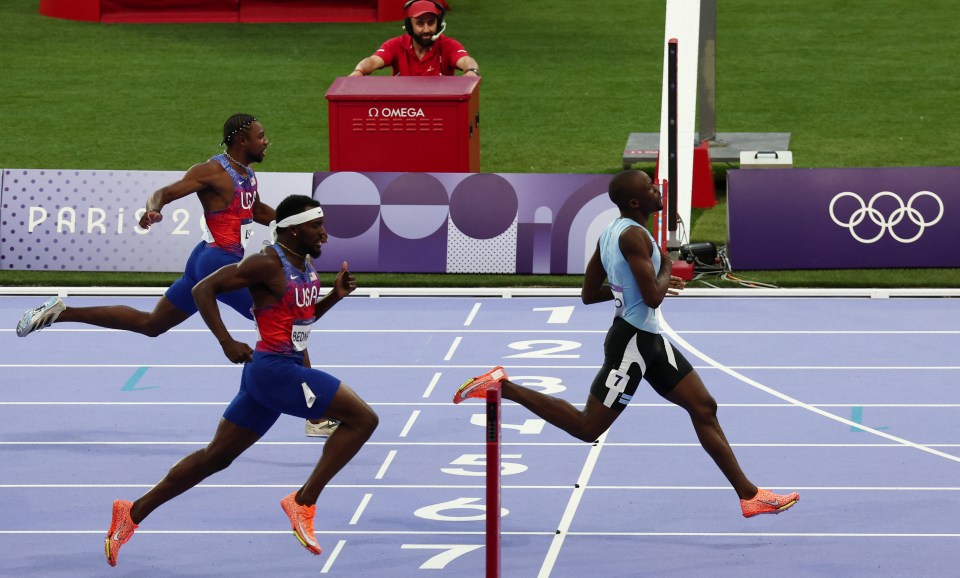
[310,171,613,274]
[1,169,614,274]
[8,166,956,274]
[1,168,198,272]
[728,167,958,269]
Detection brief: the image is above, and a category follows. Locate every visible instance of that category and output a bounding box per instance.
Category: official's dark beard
[412,34,435,48]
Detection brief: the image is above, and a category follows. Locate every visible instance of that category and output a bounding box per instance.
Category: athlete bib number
[610,284,625,318]
[241,221,254,248]
[291,323,312,351]
[602,368,630,408]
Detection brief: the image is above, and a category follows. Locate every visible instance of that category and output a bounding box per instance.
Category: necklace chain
[224,151,250,171]
[276,241,306,261]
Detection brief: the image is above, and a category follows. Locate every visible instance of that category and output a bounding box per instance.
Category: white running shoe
[16,297,66,337]
[305,419,340,438]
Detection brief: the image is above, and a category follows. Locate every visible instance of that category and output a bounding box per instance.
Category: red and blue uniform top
[203,154,257,257]
[253,245,323,358]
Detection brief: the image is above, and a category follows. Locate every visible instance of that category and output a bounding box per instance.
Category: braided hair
[221,113,258,146]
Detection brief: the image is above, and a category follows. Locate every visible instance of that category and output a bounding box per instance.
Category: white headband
[270,206,324,242]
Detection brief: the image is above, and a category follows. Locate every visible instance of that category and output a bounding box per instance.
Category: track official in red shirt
[349,0,480,77]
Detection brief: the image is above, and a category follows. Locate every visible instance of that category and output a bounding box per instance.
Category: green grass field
[2,0,958,288]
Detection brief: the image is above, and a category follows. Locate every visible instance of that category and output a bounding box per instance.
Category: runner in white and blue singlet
[455,169,801,520]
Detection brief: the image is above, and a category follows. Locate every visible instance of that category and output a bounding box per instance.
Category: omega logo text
[366,107,426,118]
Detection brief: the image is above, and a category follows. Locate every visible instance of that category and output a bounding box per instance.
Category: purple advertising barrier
[1,168,199,272]
[308,172,616,274]
[1,169,618,274]
[727,167,959,270]
[0,168,306,272]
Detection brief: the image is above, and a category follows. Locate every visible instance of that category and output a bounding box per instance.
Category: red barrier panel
[101,0,237,23]
[40,0,100,21]
[40,0,406,23]
[242,0,399,23]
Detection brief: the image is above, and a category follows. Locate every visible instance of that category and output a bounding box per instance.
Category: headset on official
[403,0,447,41]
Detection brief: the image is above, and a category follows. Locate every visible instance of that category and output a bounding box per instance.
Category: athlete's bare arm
[620,226,672,308]
[251,194,276,226]
[139,161,235,229]
[192,249,285,363]
[581,242,613,305]
[313,261,356,319]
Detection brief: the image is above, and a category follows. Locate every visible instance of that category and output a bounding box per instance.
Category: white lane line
[4,529,959,538]
[399,412,420,438]
[443,337,462,361]
[6,484,960,491]
[2,363,956,369]
[7,441,960,448]
[464,302,482,326]
[538,430,609,578]
[659,313,960,464]
[5,402,960,408]
[320,539,347,573]
[421,372,442,398]
[349,495,373,525]
[375,450,398,479]
[4,328,955,334]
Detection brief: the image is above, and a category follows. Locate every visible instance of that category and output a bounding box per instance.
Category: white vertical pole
[658,0,700,246]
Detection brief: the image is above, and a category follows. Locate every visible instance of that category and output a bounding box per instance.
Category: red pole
[486,387,501,577]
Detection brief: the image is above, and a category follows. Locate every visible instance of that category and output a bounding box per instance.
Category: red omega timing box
[325,76,480,172]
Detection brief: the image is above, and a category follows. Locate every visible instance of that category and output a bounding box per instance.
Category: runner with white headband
[104,194,376,566]
[270,206,325,242]
[267,204,340,439]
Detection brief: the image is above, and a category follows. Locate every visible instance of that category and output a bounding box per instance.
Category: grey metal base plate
[622,132,791,166]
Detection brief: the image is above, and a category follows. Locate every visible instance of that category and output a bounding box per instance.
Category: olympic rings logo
[828,191,944,244]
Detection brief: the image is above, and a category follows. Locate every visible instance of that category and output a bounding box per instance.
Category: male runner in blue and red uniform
[16,113,273,338]
[455,169,801,519]
[16,113,339,438]
[104,195,378,566]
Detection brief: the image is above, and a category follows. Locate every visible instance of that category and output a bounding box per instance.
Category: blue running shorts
[224,351,342,436]
[165,241,253,320]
